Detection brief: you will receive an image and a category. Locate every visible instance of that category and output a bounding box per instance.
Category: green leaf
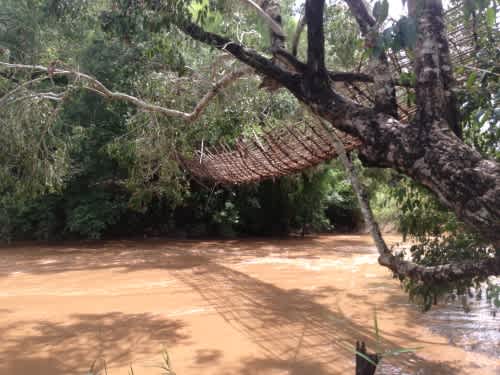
[383,347,423,356]
[373,0,389,24]
[466,72,477,90]
[374,308,381,353]
[355,349,379,366]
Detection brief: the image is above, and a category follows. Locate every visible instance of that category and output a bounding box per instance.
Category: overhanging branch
[315,113,500,284]
[0,62,251,123]
[413,0,460,136]
[178,22,303,93]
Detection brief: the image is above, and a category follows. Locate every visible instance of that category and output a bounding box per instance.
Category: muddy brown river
[0,235,498,374]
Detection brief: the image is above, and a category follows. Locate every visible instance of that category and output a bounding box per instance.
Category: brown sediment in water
[0,235,498,375]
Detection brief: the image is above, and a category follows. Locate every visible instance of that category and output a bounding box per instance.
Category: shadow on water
[0,312,188,375]
[167,258,460,374]
[0,237,490,374]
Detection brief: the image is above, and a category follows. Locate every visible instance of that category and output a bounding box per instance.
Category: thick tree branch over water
[318,115,500,283]
[179,1,500,245]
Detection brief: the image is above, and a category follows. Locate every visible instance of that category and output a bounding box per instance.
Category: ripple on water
[421,289,500,359]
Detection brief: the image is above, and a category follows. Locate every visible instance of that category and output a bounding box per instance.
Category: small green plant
[343,308,421,367]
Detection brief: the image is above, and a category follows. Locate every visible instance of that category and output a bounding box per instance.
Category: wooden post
[355,341,379,375]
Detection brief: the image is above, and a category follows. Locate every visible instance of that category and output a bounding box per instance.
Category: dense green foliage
[0,0,368,241]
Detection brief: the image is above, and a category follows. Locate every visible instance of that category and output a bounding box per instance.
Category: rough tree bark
[178,0,500,246]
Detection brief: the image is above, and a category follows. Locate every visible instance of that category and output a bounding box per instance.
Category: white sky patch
[387,0,406,19]
[384,0,451,19]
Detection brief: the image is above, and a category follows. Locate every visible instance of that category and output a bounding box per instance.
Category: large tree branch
[316,114,500,283]
[305,0,327,75]
[274,48,375,82]
[379,253,500,284]
[174,16,499,241]
[0,62,251,123]
[178,22,303,93]
[309,98,500,242]
[413,0,460,136]
[344,0,398,117]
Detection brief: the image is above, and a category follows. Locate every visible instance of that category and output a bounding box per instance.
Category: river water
[0,235,498,374]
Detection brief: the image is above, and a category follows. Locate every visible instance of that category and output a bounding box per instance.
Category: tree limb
[178,21,303,93]
[274,48,374,81]
[305,0,327,75]
[0,62,251,123]
[413,0,460,136]
[344,0,398,117]
[316,114,500,283]
[274,48,413,87]
[378,252,500,284]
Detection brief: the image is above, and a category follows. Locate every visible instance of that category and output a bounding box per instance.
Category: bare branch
[0,62,252,123]
[5,91,65,105]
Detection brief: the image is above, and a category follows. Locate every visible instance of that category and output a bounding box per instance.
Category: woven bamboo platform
[183,5,496,185]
